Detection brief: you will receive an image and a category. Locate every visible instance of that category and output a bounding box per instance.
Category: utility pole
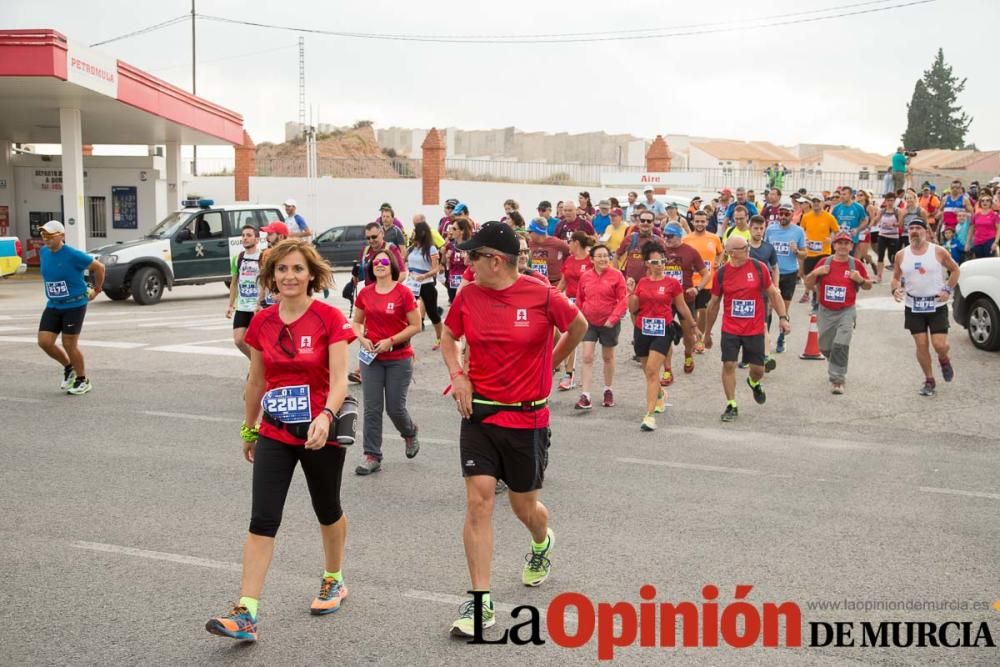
[191,0,198,176]
[298,36,306,141]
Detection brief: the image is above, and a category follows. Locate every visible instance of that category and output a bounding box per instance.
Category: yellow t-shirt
[801,211,840,257]
[601,223,628,253]
[684,232,724,288]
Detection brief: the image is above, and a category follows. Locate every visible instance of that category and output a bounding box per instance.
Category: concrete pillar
[421,128,445,206]
[234,131,256,203]
[59,108,87,249]
[165,141,182,212]
[645,135,673,195]
[0,140,12,237]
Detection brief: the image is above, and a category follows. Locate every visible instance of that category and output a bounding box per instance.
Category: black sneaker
[764,356,777,373]
[348,370,362,384]
[720,404,738,422]
[404,426,420,459]
[919,381,936,397]
[940,360,955,382]
[747,377,766,405]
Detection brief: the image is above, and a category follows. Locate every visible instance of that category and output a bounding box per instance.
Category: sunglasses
[646,258,666,266]
[373,257,391,267]
[277,325,297,359]
[366,235,380,241]
[468,249,500,261]
[639,219,654,224]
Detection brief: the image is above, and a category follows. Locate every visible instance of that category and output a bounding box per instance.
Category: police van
[90,199,284,304]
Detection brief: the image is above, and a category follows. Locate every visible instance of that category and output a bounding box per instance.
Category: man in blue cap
[527,218,570,286]
[659,222,709,383]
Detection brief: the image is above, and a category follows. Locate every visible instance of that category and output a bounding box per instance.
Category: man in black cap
[439,198,460,236]
[440,221,586,637]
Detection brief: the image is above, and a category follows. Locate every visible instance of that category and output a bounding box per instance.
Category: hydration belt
[470,393,548,424]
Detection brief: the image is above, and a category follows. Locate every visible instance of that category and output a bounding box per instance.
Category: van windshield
[146,212,190,239]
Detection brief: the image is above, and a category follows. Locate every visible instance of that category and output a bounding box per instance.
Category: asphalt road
[1,276,998,666]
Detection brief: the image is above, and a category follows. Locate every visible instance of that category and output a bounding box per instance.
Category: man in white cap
[36,220,105,395]
[283,199,312,241]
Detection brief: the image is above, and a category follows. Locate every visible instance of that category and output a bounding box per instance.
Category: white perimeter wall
[185,176,702,235]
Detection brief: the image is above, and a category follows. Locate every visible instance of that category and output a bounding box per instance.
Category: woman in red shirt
[352,250,422,476]
[206,240,355,642]
[444,219,472,303]
[574,243,627,410]
[555,231,593,392]
[627,242,693,433]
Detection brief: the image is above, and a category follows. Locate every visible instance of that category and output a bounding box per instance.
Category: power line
[197,0,937,44]
[144,43,298,74]
[89,15,188,47]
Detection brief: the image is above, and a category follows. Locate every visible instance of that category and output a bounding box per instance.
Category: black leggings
[419,282,441,324]
[877,236,901,264]
[249,436,346,538]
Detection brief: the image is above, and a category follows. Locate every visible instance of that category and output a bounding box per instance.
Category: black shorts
[720,332,766,366]
[694,289,712,310]
[904,305,949,335]
[38,305,87,335]
[778,273,799,302]
[583,321,621,347]
[803,255,828,275]
[233,309,255,329]
[459,421,549,493]
[632,326,670,358]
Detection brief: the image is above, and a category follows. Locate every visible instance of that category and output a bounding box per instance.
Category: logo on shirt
[515,308,529,327]
[387,302,395,312]
[299,335,314,354]
[746,272,756,282]
[658,285,665,293]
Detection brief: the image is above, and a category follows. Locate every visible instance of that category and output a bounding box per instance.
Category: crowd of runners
[30,177,994,642]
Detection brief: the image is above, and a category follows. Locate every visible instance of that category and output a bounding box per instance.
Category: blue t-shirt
[545,216,560,236]
[724,201,759,223]
[891,152,908,173]
[592,213,612,235]
[40,244,93,310]
[764,224,806,275]
[831,202,868,240]
[288,213,308,233]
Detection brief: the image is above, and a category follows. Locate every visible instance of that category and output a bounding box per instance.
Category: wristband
[941,285,953,294]
[240,421,259,443]
[450,369,465,380]
[322,407,336,423]
[779,315,789,321]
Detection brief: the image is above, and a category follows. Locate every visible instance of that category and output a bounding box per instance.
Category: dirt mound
[256,126,414,178]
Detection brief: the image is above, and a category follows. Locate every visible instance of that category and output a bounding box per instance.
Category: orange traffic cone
[800,312,825,360]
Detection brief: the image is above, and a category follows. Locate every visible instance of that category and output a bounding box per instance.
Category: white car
[953,257,1000,351]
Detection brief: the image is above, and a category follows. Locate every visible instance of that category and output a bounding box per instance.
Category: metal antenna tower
[298,36,306,139]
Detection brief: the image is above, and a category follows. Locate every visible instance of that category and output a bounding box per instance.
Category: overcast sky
[6,0,999,159]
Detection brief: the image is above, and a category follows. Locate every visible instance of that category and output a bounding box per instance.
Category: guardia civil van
[90,199,284,304]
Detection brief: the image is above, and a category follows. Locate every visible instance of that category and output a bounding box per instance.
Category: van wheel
[132,267,164,305]
[968,296,1000,351]
[104,288,130,301]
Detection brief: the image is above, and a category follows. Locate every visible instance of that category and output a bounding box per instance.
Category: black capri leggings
[877,236,901,264]
[419,282,441,324]
[249,436,346,538]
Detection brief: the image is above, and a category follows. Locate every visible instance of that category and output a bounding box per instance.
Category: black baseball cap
[457,220,520,255]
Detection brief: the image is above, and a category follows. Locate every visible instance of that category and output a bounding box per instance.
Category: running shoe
[404,426,420,459]
[557,374,576,391]
[640,414,657,431]
[60,366,76,391]
[775,332,786,354]
[654,390,666,414]
[574,394,592,410]
[432,339,441,352]
[522,528,554,587]
[683,356,695,374]
[764,356,777,373]
[495,479,508,494]
[67,377,92,395]
[205,605,257,642]
[348,370,362,384]
[798,292,811,304]
[747,378,766,405]
[737,361,749,369]
[602,389,615,408]
[450,597,495,637]
[940,359,955,382]
[659,370,673,387]
[310,577,348,615]
[694,340,705,354]
[919,381,936,397]
[720,404,738,422]
[355,455,382,476]
[831,383,845,395]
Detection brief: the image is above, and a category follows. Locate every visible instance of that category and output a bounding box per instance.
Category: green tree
[901,48,972,150]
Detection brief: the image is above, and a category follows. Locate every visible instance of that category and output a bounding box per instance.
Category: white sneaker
[60,367,76,391]
[67,378,92,395]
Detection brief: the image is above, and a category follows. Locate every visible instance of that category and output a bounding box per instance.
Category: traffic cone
[799,312,825,360]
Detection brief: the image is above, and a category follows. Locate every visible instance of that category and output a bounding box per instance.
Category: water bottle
[334,395,358,446]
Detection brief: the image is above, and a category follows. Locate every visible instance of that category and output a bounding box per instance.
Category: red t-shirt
[617,234,667,283]
[529,237,570,283]
[633,276,682,333]
[354,282,418,360]
[816,258,869,310]
[445,242,469,290]
[661,242,703,298]
[560,254,593,300]
[244,300,356,445]
[444,275,578,428]
[711,259,773,336]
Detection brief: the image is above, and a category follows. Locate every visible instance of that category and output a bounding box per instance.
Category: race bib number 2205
[262,385,311,423]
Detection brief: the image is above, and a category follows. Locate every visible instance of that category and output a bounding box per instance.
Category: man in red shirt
[804,232,872,394]
[527,218,571,285]
[616,213,667,283]
[553,201,596,241]
[660,223,709,382]
[704,235,791,422]
[440,222,586,637]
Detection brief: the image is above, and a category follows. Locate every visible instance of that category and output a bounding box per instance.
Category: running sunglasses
[468,249,500,261]
[277,325,297,359]
[372,257,392,266]
[366,235,381,241]
[646,258,666,266]
[639,218,655,224]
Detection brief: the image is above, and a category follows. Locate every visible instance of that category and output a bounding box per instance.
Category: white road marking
[617,457,762,476]
[918,486,1000,501]
[146,343,244,357]
[191,324,237,331]
[419,437,453,445]
[141,410,241,423]
[140,318,222,328]
[0,326,28,332]
[0,336,146,349]
[0,395,45,403]
[71,541,241,572]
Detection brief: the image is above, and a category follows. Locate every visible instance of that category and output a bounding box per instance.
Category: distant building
[284,121,347,141]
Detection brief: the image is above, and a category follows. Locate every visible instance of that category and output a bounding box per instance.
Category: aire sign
[66,40,118,98]
[600,171,704,188]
